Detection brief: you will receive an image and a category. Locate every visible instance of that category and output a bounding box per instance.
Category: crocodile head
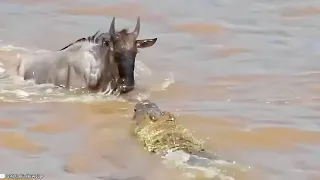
[132,100,204,153]
[132,100,176,132]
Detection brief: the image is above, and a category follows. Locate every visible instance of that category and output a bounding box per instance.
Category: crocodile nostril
[168,114,176,121]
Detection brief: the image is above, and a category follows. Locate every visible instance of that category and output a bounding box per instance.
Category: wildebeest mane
[58,30,101,51]
[58,28,131,51]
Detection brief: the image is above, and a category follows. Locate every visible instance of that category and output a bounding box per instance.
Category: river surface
[0,0,320,180]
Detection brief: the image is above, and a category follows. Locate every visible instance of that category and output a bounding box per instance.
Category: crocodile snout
[134,100,159,112]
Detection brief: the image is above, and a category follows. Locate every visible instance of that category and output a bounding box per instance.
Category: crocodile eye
[149,114,157,122]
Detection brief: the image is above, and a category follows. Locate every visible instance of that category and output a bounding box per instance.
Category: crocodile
[132,100,206,155]
[131,100,250,180]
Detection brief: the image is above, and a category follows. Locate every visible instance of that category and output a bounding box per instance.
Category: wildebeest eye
[103,40,109,46]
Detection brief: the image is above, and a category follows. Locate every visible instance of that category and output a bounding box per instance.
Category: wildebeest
[17,16,158,94]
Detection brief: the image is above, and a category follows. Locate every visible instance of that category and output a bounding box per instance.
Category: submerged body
[16,31,118,93]
[17,42,100,89]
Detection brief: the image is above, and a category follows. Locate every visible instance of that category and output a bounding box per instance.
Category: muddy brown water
[0,0,320,180]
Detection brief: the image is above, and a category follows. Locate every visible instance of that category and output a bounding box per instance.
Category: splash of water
[162,150,251,180]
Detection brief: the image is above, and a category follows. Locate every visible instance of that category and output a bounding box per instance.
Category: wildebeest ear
[136,38,157,48]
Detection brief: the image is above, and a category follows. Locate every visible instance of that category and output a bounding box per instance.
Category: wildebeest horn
[109,17,116,37]
[89,30,100,42]
[133,16,140,37]
[93,30,100,38]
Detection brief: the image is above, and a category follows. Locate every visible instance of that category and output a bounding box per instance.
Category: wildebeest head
[108,17,158,93]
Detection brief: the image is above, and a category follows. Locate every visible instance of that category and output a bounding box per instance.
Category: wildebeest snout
[117,76,135,93]
[118,84,134,93]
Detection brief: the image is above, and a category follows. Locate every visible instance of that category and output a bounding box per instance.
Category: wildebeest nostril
[118,85,134,93]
